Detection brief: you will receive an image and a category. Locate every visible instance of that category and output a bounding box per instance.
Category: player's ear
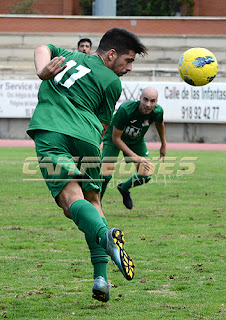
[108,49,117,61]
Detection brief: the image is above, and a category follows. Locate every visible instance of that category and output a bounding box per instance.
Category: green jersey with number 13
[27,44,122,147]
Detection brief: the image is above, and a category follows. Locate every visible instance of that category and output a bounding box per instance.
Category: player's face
[111,50,136,77]
[78,42,91,55]
[139,92,158,115]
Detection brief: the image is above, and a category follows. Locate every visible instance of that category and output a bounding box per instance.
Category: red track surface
[0,139,225,151]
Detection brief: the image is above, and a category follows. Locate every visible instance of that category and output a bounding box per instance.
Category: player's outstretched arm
[112,126,139,160]
[112,127,153,177]
[112,126,148,164]
[155,121,167,159]
[34,45,67,80]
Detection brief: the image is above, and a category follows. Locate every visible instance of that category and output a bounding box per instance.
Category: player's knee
[63,209,72,219]
[56,180,84,211]
[84,189,100,207]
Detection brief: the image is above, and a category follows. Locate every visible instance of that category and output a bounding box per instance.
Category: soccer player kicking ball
[27,28,147,302]
[101,86,166,209]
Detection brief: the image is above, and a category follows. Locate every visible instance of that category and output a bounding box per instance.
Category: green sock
[69,199,108,248]
[93,262,108,282]
[84,218,109,282]
[121,174,151,192]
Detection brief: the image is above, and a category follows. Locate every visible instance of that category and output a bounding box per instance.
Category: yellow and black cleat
[112,229,135,280]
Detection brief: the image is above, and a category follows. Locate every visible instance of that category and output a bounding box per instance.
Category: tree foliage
[117,0,178,16]
[79,0,194,16]
[79,0,93,15]
[10,0,37,14]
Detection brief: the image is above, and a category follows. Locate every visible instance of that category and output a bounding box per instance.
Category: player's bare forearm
[112,127,139,161]
[155,121,167,158]
[155,121,166,144]
[112,129,148,164]
[114,138,138,161]
[34,45,67,80]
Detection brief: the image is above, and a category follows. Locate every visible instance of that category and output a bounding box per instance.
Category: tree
[79,0,93,15]
[79,0,194,16]
[117,0,193,16]
[10,0,37,14]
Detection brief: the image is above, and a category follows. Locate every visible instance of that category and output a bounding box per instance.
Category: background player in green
[101,86,166,209]
[27,28,147,302]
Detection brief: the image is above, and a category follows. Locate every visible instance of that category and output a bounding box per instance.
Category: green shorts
[101,138,149,161]
[34,130,102,199]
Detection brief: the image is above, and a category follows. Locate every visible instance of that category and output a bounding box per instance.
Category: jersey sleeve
[154,105,164,123]
[46,44,66,59]
[112,104,128,131]
[96,79,122,125]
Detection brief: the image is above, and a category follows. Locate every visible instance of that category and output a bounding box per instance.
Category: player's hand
[160,142,166,161]
[137,157,154,175]
[136,156,150,164]
[37,56,67,80]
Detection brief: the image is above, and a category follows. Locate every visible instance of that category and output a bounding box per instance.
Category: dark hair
[96,28,147,56]
[77,38,92,49]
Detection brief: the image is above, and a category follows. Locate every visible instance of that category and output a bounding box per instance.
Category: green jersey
[103,100,164,145]
[27,44,122,147]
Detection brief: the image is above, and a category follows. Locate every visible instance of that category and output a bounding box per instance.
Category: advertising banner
[0,80,225,123]
[118,81,226,123]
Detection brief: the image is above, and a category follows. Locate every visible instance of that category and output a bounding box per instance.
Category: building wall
[0,15,226,35]
[194,0,226,17]
[0,0,81,15]
[1,118,225,143]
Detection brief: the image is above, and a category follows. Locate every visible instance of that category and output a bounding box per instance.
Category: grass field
[0,147,225,319]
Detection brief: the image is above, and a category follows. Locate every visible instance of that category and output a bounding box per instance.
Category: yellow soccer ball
[178,47,218,86]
